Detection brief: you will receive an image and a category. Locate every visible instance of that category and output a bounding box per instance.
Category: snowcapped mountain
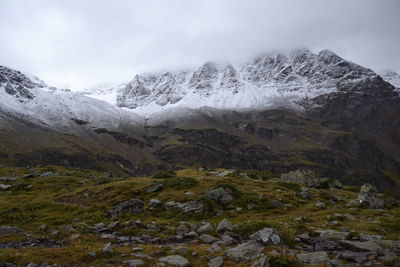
[0,66,143,131]
[1,49,400,190]
[380,69,400,89]
[82,49,383,114]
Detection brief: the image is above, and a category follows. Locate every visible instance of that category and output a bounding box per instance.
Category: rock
[316,230,350,240]
[23,174,35,179]
[146,184,163,193]
[59,225,75,232]
[0,184,12,189]
[216,218,233,233]
[158,255,191,267]
[108,199,144,218]
[252,256,269,267]
[205,186,235,206]
[207,242,222,253]
[197,222,214,234]
[38,224,47,231]
[348,183,385,209]
[208,256,224,267]
[0,226,24,234]
[296,251,331,264]
[250,228,280,245]
[297,190,310,200]
[149,199,162,207]
[221,234,236,246]
[315,201,326,209]
[164,200,205,214]
[175,247,190,256]
[217,169,236,177]
[200,234,219,244]
[71,233,80,240]
[176,223,191,236]
[123,259,145,267]
[225,241,263,262]
[87,251,96,257]
[102,242,113,253]
[108,221,119,229]
[339,240,384,253]
[280,169,330,188]
[40,172,56,177]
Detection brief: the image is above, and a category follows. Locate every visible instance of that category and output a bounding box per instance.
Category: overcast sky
[0,0,399,90]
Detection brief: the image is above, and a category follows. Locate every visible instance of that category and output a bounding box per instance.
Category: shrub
[275,182,302,192]
[162,177,198,189]
[152,170,177,178]
[279,223,296,247]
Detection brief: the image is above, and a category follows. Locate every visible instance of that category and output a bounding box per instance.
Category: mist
[0,0,399,90]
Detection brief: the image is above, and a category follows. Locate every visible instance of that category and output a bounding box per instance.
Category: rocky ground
[0,166,399,266]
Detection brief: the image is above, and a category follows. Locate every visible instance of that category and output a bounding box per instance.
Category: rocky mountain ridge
[0,49,400,195]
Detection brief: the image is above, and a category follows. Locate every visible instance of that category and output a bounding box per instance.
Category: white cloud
[0,0,399,90]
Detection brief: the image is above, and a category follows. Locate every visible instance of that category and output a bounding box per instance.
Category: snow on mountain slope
[380,70,400,90]
[82,49,379,114]
[0,66,144,130]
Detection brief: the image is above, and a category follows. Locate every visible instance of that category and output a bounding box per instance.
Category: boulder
[216,218,233,233]
[123,259,145,267]
[348,183,385,209]
[208,256,224,267]
[280,169,330,188]
[225,240,263,262]
[0,226,24,234]
[316,230,351,240]
[149,199,162,208]
[250,228,280,245]
[146,184,163,193]
[200,234,219,244]
[197,222,214,234]
[252,256,269,267]
[164,200,205,214]
[108,199,144,218]
[339,240,384,253]
[205,186,235,206]
[176,223,191,236]
[296,251,331,265]
[158,255,191,267]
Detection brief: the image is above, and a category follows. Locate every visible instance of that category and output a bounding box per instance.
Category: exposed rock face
[348,184,385,209]
[280,169,329,188]
[108,199,144,218]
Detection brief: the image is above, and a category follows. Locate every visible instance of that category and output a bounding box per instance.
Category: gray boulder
[252,256,269,267]
[208,256,224,267]
[197,222,214,234]
[200,234,219,244]
[123,259,145,266]
[108,199,144,218]
[280,169,330,188]
[146,184,163,193]
[164,200,205,214]
[205,186,235,206]
[339,240,384,253]
[296,251,331,264]
[216,218,233,233]
[158,255,191,267]
[348,184,385,209]
[0,226,24,234]
[250,228,280,245]
[225,240,263,262]
[316,230,351,240]
[149,199,162,208]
